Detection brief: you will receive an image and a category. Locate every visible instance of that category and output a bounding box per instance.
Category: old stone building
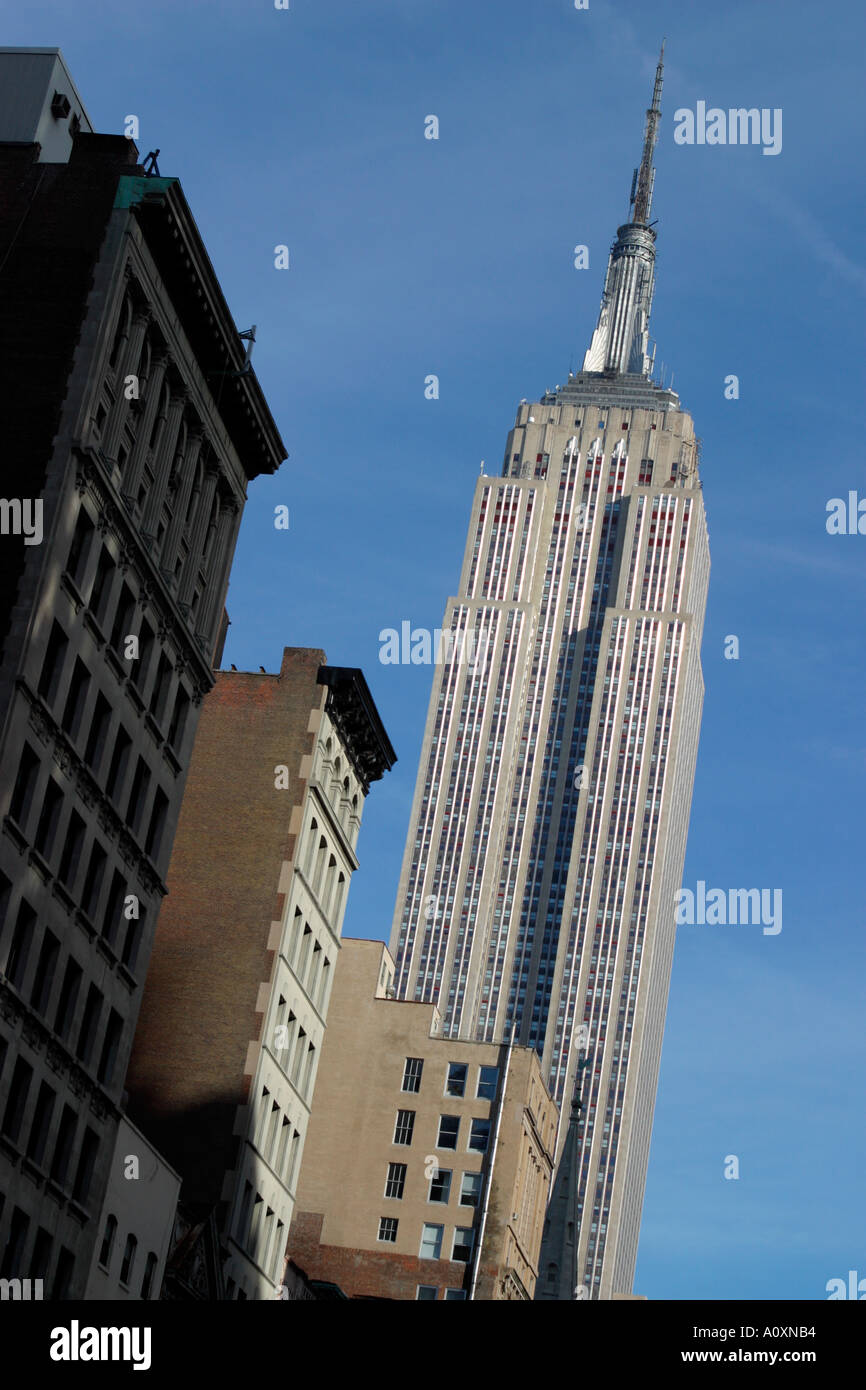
[0,48,285,1297]
[126,650,395,1300]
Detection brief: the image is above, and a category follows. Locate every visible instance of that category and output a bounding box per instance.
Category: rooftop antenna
[629,40,664,225]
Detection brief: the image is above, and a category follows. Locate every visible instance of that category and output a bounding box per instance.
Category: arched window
[313,836,328,897]
[140,1251,159,1300]
[98,1214,117,1270]
[120,1233,138,1286]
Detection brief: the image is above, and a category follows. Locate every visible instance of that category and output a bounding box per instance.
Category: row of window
[401,1057,499,1100]
[1,879,129,1089]
[1,1051,100,1210]
[235,1182,286,1282]
[0,1201,75,1298]
[393,1110,490,1153]
[417,1285,466,1300]
[97,1216,158,1297]
[376,1220,474,1264]
[384,1162,482,1207]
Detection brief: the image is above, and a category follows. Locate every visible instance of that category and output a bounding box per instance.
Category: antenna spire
[630,40,665,225]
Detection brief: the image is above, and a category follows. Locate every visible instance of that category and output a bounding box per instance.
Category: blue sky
[12,0,865,1300]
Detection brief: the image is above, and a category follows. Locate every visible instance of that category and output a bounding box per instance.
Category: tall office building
[388,46,710,1298]
[0,49,284,1297]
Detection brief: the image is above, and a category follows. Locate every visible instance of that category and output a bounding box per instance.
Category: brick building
[0,48,285,1298]
[288,939,559,1299]
[126,649,395,1300]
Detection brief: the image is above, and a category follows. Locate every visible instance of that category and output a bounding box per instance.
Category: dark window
[98,1215,117,1270]
[89,546,115,625]
[102,870,126,946]
[52,1246,75,1300]
[2,1058,33,1143]
[437,1115,460,1150]
[71,1127,99,1206]
[130,621,155,694]
[60,658,90,739]
[66,508,95,588]
[26,1081,56,1167]
[110,582,136,658]
[84,693,112,775]
[37,622,68,706]
[402,1057,423,1093]
[446,1062,468,1097]
[477,1065,499,1100]
[81,842,108,920]
[33,779,63,859]
[141,1251,158,1300]
[393,1110,415,1146]
[54,959,82,1039]
[57,811,86,889]
[0,1207,29,1279]
[149,654,173,723]
[167,684,190,749]
[105,727,132,804]
[5,899,36,990]
[77,985,103,1067]
[8,743,40,828]
[97,1009,123,1087]
[30,930,60,1015]
[429,1168,452,1203]
[120,1234,137,1286]
[31,1227,53,1281]
[49,1105,77,1187]
[384,1162,406,1199]
[121,900,144,972]
[469,1118,491,1153]
[126,758,151,835]
[144,788,169,860]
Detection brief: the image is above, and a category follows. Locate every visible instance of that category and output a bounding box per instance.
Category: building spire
[581,44,666,379]
[630,40,664,225]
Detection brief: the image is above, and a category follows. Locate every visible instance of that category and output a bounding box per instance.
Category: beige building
[126,651,395,1300]
[288,939,558,1300]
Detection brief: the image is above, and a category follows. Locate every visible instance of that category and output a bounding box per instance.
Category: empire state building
[389,45,710,1298]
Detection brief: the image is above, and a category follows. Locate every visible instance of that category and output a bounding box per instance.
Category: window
[9,743,41,829]
[141,1251,158,1300]
[476,1065,499,1100]
[385,1162,406,1199]
[99,1215,117,1270]
[419,1224,443,1260]
[402,1056,423,1093]
[72,1127,99,1206]
[428,1168,452,1203]
[89,546,115,626]
[37,622,68,706]
[66,508,95,588]
[50,1105,77,1187]
[468,1118,491,1153]
[105,727,132,803]
[0,1208,29,1280]
[446,1062,468,1097]
[416,1285,438,1301]
[393,1109,415,1145]
[459,1173,482,1209]
[26,1081,56,1167]
[1,1056,32,1145]
[77,984,103,1066]
[97,1009,123,1086]
[52,1246,75,1301]
[444,1289,467,1300]
[31,1228,53,1282]
[30,930,59,1015]
[452,1227,474,1262]
[377,1217,398,1244]
[33,778,63,859]
[54,959,82,1040]
[437,1115,459,1149]
[57,811,86,888]
[126,757,151,835]
[168,685,190,749]
[81,842,108,920]
[145,788,169,860]
[5,900,36,991]
[120,1233,137,1286]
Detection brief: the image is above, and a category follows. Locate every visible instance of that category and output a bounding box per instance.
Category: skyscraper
[388,45,710,1298]
[0,49,284,1298]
